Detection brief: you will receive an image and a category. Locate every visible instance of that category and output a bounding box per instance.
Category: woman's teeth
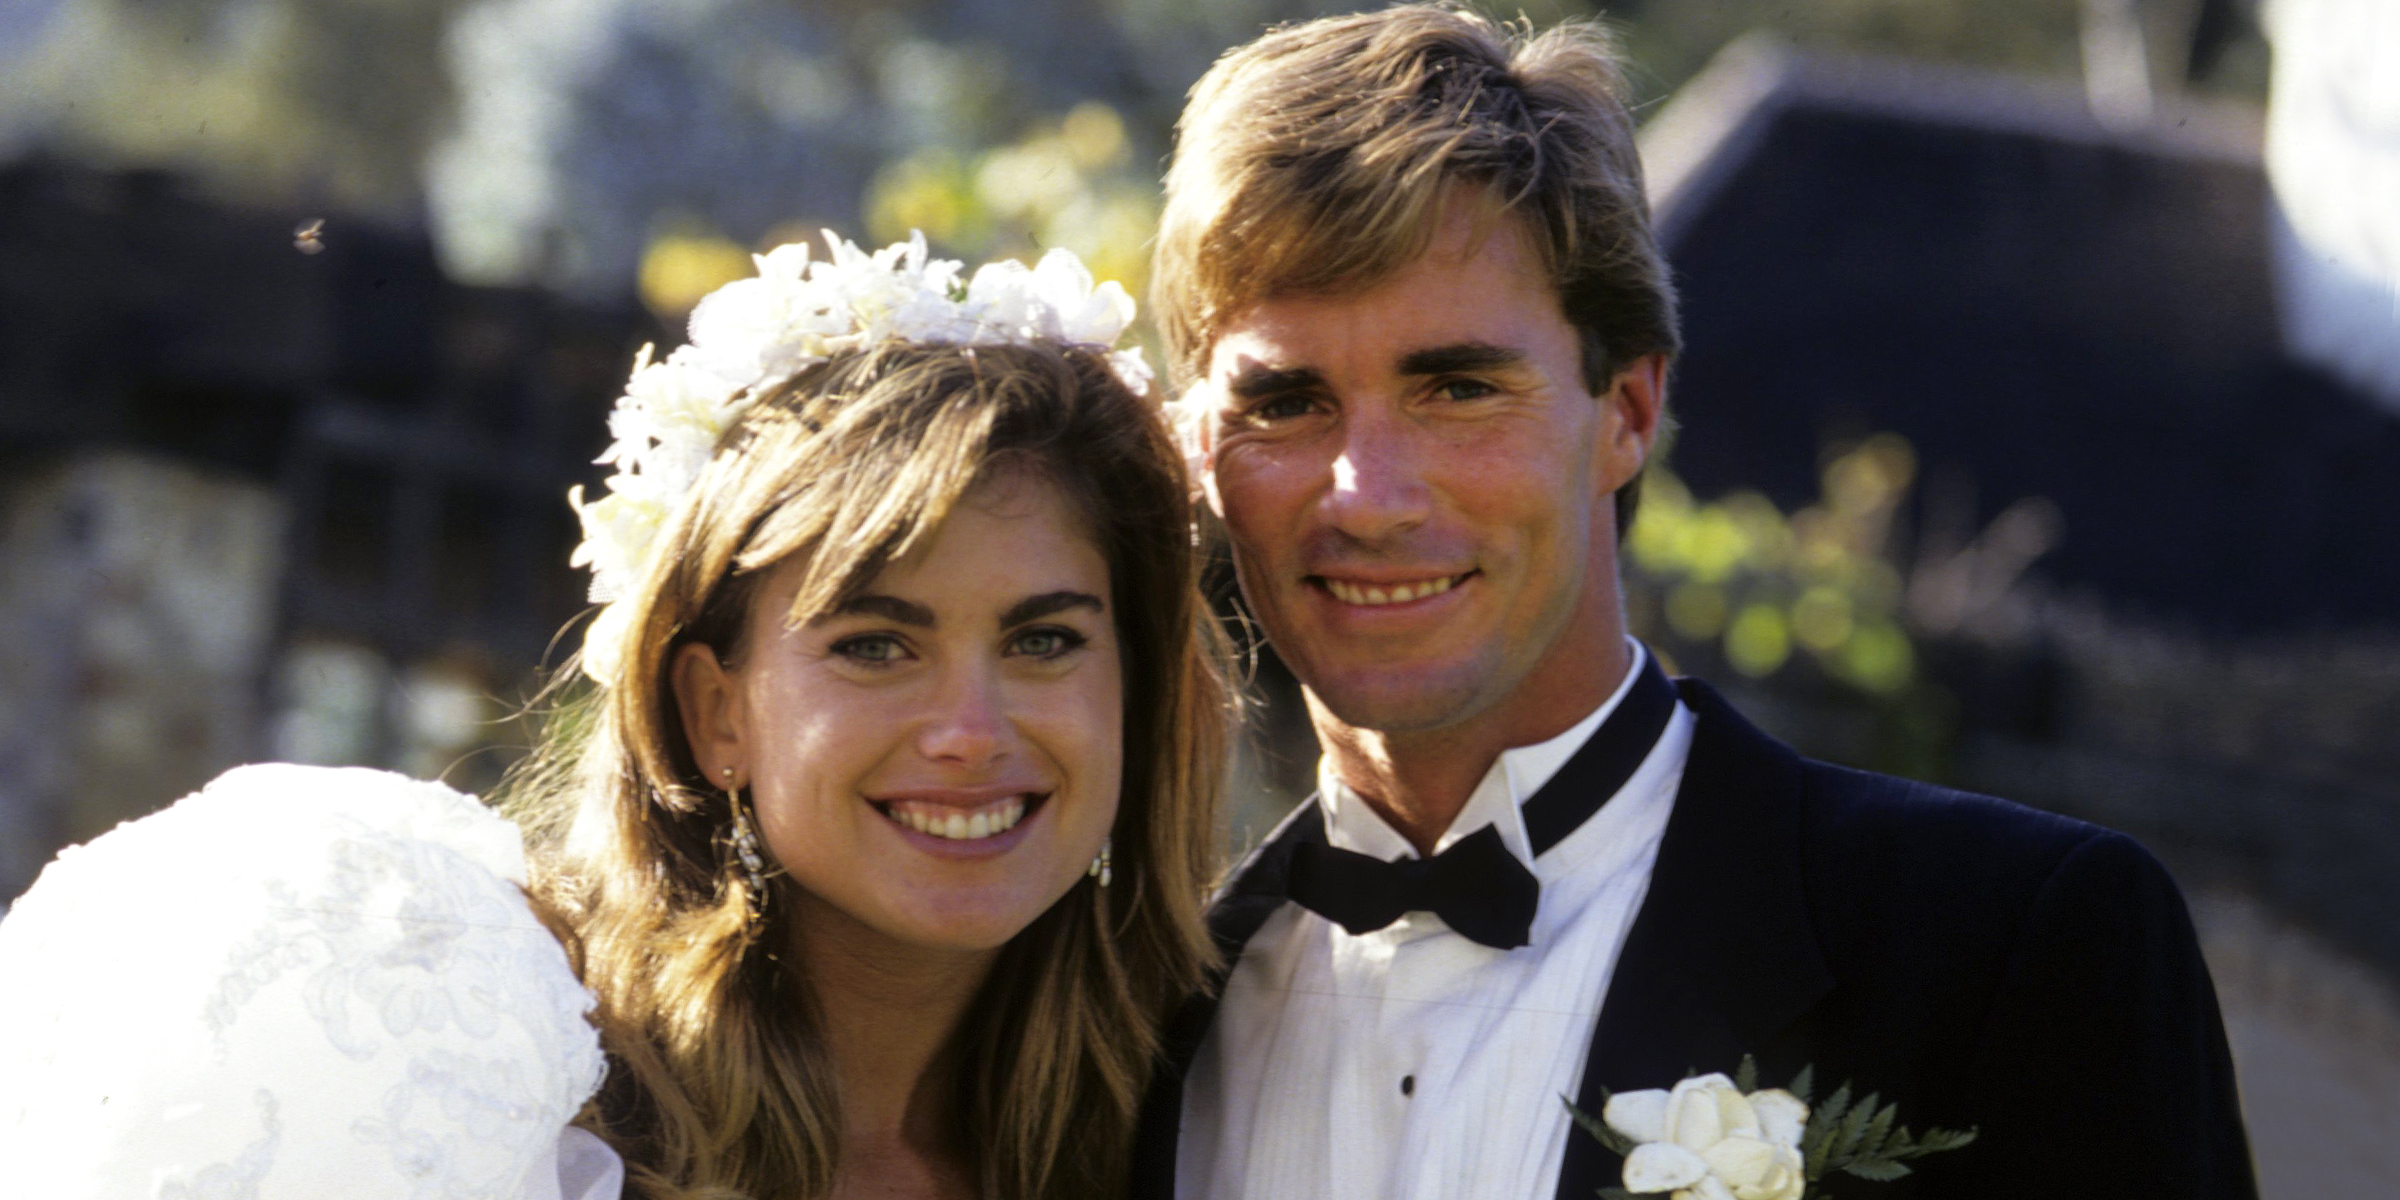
[1323,573,1464,606]
[884,796,1028,841]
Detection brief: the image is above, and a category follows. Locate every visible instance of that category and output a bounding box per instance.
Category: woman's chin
[874,885,1079,955]
[802,868,1088,958]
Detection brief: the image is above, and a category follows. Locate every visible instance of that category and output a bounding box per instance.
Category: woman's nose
[915,664,1013,767]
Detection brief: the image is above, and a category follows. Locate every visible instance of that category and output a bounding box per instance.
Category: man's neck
[1313,634,1634,857]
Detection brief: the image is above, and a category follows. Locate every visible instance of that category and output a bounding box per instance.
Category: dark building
[1633,42,2400,1194]
[0,157,654,894]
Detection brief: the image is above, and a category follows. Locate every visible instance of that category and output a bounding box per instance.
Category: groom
[1132,6,2254,1199]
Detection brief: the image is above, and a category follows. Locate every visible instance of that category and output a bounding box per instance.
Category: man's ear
[671,641,747,784]
[1595,352,1669,495]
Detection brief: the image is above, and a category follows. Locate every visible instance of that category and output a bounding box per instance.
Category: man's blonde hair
[1154,4,1679,395]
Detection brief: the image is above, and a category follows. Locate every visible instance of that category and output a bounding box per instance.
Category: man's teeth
[1324,574,1464,606]
[886,796,1028,840]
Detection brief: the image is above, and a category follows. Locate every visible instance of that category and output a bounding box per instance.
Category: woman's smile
[874,790,1040,841]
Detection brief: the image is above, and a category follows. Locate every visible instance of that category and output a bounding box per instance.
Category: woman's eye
[1009,627,1088,659]
[831,633,908,665]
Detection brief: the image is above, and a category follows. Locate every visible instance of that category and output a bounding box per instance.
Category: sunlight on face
[1194,200,1634,737]
[714,472,1122,957]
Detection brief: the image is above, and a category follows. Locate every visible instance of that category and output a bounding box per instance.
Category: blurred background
[0,0,2393,1191]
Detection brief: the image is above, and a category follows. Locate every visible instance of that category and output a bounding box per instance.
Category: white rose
[1606,1074,1810,1200]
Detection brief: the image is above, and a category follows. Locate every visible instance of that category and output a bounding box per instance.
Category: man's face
[1193,202,1656,737]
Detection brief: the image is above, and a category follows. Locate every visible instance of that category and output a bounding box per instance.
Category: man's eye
[1243,394,1318,423]
[1434,378,1496,402]
[831,633,908,664]
[1009,627,1088,659]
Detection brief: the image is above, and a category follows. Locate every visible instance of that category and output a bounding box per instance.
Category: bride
[0,235,1228,1200]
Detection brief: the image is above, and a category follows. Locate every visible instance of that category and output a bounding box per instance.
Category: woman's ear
[671,641,747,784]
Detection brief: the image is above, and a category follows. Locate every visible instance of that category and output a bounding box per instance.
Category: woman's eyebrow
[826,594,936,627]
[1000,591,1105,627]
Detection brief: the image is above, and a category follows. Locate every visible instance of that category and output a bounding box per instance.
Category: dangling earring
[1087,835,1112,888]
[723,766,768,917]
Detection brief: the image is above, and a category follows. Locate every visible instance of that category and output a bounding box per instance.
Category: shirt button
[1401,1075,1416,1097]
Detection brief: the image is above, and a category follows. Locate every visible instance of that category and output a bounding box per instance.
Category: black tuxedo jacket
[1130,677,2256,1198]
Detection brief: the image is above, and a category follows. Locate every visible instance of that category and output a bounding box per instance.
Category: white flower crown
[568,230,1154,685]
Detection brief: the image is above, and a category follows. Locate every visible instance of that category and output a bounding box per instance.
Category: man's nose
[1320,405,1433,542]
[915,664,1014,768]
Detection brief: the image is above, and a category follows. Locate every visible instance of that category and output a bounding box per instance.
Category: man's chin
[1300,663,1500,737]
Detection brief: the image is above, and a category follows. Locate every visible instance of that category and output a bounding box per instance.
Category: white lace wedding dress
[0,764,626,1200]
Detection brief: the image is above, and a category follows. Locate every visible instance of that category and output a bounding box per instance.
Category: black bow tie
[1287,825,1539,948]
[1278,655,1678,950]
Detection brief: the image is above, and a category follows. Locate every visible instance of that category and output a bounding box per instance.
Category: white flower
[1030,247,1134,345]
[1107,346,1156,398]
[566,485,666,604]
[563,230,1150,684]
[576,598,637,690]
[1606,1073,1809,1200]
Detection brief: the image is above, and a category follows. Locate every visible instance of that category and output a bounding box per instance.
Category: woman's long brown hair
[501,340,1228,1200]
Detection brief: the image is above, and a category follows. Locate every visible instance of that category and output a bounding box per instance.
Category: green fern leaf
[1880,1127,1917,1159]
[1832,1091,1881,1161]
[1786,1064,1814,1104]
[1857,1097,1898,1159]
[1841,1159,1913,1182]
[1735,1054,1759,1094]
[1907,1126,1980,1156]
[1802,1083,1852,1179]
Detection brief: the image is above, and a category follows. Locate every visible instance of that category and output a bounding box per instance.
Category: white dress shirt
[1177,644,1695,1200]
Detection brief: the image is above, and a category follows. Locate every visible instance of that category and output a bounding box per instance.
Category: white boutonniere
[1566,1057,1976,1199]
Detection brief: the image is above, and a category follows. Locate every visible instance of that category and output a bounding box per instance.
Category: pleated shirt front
[1178,650,1694,1200]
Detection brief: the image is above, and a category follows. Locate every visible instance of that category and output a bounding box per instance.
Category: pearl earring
[1087,835,1112,888]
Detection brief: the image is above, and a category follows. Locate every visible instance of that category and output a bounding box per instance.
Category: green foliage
[866,102,1159,309]
[1798,1074,1979,1185]
[1627,436,1920,695]
[1611,0,2088,106]
[13,0,476,216]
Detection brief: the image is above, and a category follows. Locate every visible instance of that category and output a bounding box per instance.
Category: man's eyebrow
[824,594,935,627]
[1223,362,1324,401]
[1000,590,1105,628]
[1398,342,1526,377]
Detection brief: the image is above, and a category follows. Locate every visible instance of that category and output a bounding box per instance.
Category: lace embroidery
[158,1089,281,1200]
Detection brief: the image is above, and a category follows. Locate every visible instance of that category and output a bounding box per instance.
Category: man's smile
[1312,570,1479,607]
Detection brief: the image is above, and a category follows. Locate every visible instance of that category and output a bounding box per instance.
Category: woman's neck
[788,895,998,1200]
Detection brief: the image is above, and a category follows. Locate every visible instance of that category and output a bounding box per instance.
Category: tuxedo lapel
[1553,678,1834,1200]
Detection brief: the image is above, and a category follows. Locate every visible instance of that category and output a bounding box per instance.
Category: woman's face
[676,470,1123,956]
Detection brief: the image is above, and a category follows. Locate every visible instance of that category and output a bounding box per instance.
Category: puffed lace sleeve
[0,764,623,1200]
